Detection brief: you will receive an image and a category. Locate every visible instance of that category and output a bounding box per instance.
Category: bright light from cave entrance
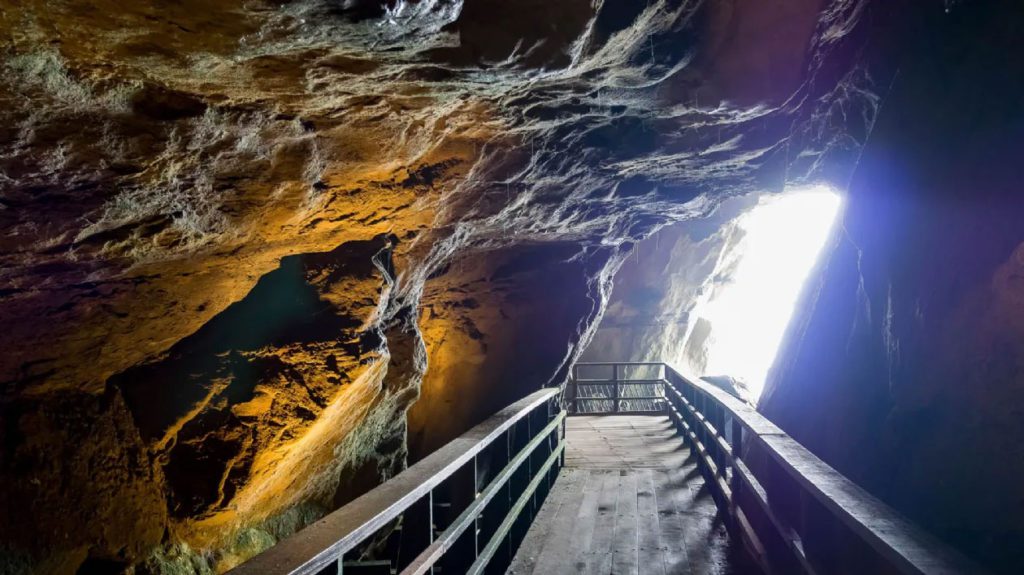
[697,185,843,403]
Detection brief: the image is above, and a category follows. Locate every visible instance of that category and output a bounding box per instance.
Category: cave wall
[580,195,756,369]
[411,242,620,461]
[760,2,1024,572]
[0,0,896,572]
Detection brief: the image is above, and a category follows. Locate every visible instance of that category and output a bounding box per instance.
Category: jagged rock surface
[760,3,1024,574]
[580,194,757,372]
[0,0,896,572]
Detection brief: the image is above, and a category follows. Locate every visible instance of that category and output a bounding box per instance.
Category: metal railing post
[613,363,620,413]
[428,489,435,575]
[570,364,577,414]
[472,454,480,560]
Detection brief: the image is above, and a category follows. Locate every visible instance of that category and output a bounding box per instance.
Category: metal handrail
[228,387,563,575]
[567,361,667,414]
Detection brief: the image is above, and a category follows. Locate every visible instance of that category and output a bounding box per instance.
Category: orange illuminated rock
[0,0,892,572]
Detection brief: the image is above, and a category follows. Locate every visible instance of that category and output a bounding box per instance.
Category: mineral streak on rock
[0,0,894,572]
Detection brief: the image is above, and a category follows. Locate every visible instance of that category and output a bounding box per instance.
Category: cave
[584,185,844,403]
[1,1,1022,574]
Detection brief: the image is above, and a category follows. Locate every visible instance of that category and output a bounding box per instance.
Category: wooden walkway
[231,367,985,575]
[507,415,760,575]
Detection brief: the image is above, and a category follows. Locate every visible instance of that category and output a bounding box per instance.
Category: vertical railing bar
[427,489,434,575]
[613,363,620,413]
[560,405,567,466]
[526,410,533,479]
[505,421,513,562]
[530,406,538,514]
[473,454,480,560]
[575,377,580,414]
[719,408,728,477]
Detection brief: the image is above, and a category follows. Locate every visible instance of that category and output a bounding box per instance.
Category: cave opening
[582,185,844,405]
[687,185,843,403]
[4,1,1022,573]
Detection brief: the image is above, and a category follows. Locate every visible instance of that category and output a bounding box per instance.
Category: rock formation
[4,0,1007,573]
[579,194,757,374]
[582,2,1024,573]
[761,3,1024,573]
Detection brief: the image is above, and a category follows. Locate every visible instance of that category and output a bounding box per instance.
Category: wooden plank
[636,470,666,575]
[674,479,729,575]
[531,469,604,573]
[569,470,605,563]
[511,412,761,574]
[505,470,577,573]
[651,469,692,575]
[611,472,640,575]
[564,416,689,471]
[656,461,738,575]
[583,470,620,574]
[508,469,587,574]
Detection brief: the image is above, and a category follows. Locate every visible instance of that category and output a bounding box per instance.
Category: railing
[566,361,666,414]
[575,362,986,575]
[228,388,564,575]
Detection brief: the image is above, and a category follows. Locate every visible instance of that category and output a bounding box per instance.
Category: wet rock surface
[761,3,1024,573]
[0,0,993,572]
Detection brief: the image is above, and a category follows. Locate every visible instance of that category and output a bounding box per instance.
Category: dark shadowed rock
[3,0,1017,573]
[761,3,1024,573]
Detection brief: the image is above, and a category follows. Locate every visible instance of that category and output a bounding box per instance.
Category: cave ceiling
[0,0,895,571]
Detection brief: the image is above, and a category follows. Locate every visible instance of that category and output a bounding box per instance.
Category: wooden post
[731,417,743,459]
[727,415,741,519]
[717,408,728,478]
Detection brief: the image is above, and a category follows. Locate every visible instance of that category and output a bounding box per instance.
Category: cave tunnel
[1,1,1023,574]
[583,185,845,405]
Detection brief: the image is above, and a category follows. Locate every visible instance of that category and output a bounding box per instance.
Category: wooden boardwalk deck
[507,415,761,575]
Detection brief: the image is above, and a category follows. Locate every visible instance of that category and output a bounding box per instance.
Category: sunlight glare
[696,185,843,403]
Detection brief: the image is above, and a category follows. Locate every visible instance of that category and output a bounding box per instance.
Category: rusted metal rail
[573,361,986,575]
[228,388,563,575]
